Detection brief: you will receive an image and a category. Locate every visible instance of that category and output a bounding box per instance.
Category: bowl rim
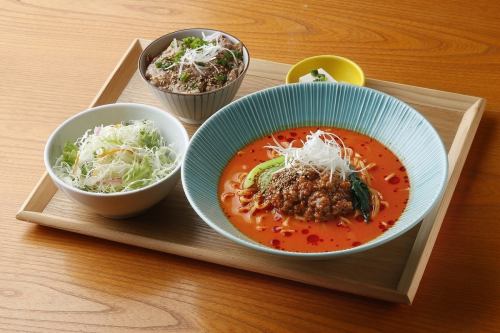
[138,27,251,97]
[182,82,448,258]
[285,54,366,86]
[44,102,189,197]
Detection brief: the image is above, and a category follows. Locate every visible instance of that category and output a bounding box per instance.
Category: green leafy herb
[223,51,233,61]
[179,71,190,83]
[173,50,185,63]
[217,58,228,67]
[217,51,234,67]
[155,59,173,70]
[313,74,327,82]
[182,36,207,49]
[234,50,243,59]
[348,173,372,223]
[62,142,78,167]
[215,74,227,83]
[310,69,327,82]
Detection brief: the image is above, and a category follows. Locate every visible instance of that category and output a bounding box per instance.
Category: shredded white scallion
[265,130,358,180]
[177,34,237,76]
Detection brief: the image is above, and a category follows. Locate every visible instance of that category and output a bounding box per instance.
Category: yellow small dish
[286,55,365,86]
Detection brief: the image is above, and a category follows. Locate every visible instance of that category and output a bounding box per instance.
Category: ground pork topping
[262,166,354,222]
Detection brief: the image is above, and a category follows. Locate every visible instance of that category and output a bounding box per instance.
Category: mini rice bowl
[138,28,250,124]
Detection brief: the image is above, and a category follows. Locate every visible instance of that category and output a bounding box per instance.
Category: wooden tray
[17,38,485,304]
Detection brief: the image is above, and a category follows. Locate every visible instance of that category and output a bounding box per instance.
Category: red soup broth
[218,127,410,252]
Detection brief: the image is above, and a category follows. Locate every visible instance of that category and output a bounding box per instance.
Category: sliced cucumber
[243,156,285,189]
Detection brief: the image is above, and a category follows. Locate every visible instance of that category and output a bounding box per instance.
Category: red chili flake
[267,136,272,139]
[306,234,320,245]
[251,149,255,153]
[277,135,285,140]
[361,143,365,147]
[330,238,334,242]
[352,241,362,247]
[393,188,398,192]
[389,176,400,184]
[301,229,309,235]
[399,166,406,172]
[388,220,395,225]
[283,231,293,237]
[290,131,297,137]
[286,137,294,143]
[355,215,364,222]
[380,204,386,211]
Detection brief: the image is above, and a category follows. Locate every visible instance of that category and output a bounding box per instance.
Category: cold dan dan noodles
[219,127,410,252]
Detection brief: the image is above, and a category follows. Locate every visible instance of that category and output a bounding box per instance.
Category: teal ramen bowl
[182,83,448,259]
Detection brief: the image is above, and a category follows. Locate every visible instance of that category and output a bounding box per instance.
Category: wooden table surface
[1,1,499,332]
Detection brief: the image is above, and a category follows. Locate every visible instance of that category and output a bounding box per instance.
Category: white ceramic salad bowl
[44,103,189,218]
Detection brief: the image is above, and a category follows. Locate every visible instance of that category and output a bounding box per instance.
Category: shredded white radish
[266,130,357,180]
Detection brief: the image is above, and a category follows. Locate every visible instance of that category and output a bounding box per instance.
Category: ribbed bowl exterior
[182,83,448,259]
[146,72,246,124]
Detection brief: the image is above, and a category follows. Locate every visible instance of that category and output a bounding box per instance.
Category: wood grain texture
[1,0,500,332]
[16,42,484,305]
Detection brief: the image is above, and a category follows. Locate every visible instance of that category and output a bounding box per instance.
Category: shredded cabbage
[53,120,178,193]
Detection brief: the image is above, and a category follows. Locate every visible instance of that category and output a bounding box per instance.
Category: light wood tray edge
[16,38,486,304]
[397,97,485,302]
